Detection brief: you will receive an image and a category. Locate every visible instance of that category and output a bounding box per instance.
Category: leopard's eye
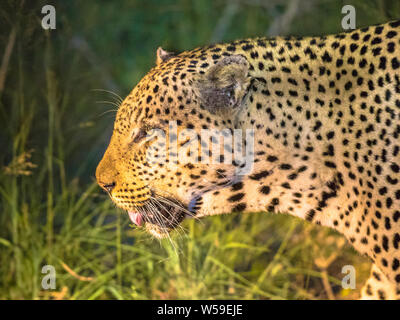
[131,124,161,144]
[132,128,147,143]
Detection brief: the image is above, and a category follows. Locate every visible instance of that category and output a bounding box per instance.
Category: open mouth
[126,197,189,237]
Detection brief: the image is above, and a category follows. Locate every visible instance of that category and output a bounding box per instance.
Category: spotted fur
[96,20,400,299]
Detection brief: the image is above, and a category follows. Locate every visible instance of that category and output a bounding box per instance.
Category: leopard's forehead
[112,36,301,135]
[113,47,221,135]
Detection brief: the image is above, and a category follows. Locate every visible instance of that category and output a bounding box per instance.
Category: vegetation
[0,0,398,300]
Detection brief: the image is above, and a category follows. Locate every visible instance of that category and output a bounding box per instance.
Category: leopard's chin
[145,223,171,239]
[121,195,189,237]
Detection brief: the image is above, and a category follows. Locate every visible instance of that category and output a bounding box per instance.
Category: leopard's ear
[156,47,175,65]
[193,55,251,113]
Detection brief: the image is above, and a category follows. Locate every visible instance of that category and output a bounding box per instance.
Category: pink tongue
[128,211,143,226]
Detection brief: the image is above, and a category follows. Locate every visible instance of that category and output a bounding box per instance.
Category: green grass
[1,0,398,300]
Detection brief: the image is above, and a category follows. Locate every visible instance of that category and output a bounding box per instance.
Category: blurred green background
[0,0,399,300]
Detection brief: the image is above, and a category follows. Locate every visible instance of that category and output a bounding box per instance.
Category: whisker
[95,100,121,108]
[148,197,188,242]
[150,198,188,238]
[152,190,196,215]
[147,201,180,255]
[98,109,118,117]
[92,88,124,104]
[154,194,203,224]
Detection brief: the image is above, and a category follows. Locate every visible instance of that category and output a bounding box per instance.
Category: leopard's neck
[199,25,398,234]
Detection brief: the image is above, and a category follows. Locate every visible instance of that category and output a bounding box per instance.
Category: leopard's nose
[96,145,118,194]
[100,182,116,194]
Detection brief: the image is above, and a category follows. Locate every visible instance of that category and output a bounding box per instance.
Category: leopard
[96,20,400,299]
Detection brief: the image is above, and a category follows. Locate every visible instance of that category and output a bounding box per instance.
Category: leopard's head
[96,47,253,238]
